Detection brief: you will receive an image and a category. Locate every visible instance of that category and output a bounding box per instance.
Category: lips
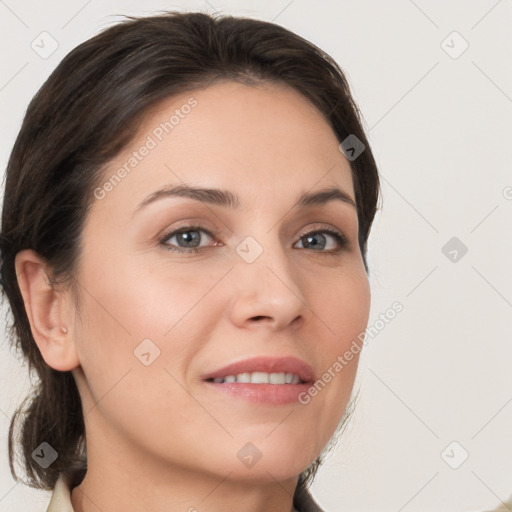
[201,356,316,384]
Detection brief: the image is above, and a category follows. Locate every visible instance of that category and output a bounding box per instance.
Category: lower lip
[203,381,311,405]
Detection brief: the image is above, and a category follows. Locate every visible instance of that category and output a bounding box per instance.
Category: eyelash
[158,224,350,255]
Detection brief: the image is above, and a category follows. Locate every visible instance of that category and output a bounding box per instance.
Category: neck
[70,434,299,512]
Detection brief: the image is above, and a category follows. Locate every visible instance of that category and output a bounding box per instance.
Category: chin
[207,438,318,484]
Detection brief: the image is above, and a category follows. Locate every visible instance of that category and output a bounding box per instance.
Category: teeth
[235,372,251,383]
[211,372,303,384]
[252,371,269,383]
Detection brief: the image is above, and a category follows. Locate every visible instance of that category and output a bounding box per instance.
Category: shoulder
[487,502,512,511]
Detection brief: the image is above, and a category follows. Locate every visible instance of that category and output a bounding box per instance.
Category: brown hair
[0,10,380,494]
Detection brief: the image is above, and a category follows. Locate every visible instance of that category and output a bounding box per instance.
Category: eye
[294,227,349,254]
[159,224,349,254]
[159,225,219,253]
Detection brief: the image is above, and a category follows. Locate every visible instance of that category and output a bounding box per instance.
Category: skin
[15,80,370,512]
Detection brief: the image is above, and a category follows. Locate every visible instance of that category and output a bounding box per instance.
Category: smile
[206,372,304,385]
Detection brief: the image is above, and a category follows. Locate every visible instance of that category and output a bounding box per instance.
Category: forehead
[92,80,354,216]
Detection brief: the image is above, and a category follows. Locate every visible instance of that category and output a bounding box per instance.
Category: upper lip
[201,356,316,383]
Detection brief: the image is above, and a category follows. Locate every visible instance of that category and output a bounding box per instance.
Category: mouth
[201,356,315,405]
[201,355,315,384]
[205,371,307,385]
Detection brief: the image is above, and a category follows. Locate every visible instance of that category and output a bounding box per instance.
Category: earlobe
[14,249,79,371]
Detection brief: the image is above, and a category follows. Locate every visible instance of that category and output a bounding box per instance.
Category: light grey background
[1,1,511,511]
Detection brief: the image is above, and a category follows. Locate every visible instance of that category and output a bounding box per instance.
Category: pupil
[179,231,200,247]
[304,233,325,250]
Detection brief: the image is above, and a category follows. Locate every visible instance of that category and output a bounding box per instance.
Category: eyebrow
[131,184,356,216]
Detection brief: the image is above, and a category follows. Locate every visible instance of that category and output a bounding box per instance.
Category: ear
[14,249,80,371]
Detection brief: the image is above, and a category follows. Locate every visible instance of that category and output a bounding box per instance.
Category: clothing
[46,472,74,512]
[46,471,325,512]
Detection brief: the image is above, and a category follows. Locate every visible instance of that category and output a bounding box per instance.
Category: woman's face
[71,80,370,483]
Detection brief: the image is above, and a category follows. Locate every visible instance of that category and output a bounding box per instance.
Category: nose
[228,235,309,332]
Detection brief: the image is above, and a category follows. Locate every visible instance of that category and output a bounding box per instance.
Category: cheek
[302,268,370,423]
[315,267,371,349]
[74,257,225,398]
[80,253,221,341]
[73,265,221,461]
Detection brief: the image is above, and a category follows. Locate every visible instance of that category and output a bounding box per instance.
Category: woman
[0,11,380,511]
